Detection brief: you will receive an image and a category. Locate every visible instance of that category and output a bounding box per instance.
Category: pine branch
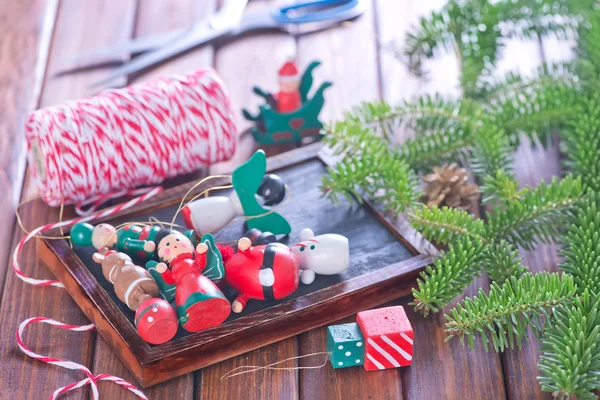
[480,170,524,205]
[321,124,420,215]
[411,236,486,316]
[445,272,577,352]
[562,94,600,193]
[408,205,485,245]
[470,123,513,179]
[485,175,583,250]
[484,240,527,283]
[560,194,600,296]
[397,125,473,171]
[538,291,600,400]
[487,81,580,142]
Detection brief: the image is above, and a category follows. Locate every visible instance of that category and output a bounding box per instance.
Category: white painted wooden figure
[291,228,350,284]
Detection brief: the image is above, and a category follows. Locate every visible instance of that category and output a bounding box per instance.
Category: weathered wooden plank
[209,0,296,175]
[502,135,561,400]
[200,1,300,399]
[88,1,217,398]
[0,1,138,399]
[200,338,299,400]
[0,0,57,297]
[294,1,406,399]
[374,1,507,399]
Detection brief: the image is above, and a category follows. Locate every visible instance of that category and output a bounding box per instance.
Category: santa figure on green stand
[277,59,302,114]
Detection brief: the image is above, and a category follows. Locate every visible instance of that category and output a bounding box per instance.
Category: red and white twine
[13,187,161,398]
[25,68,237,207]
[17,317,148,400]
[16,69,239,398]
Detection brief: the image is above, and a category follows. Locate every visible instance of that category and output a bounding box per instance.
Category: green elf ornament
[70,222,195,262]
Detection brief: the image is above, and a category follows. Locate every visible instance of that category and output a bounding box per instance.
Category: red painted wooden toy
[225,237,300,313]
[356,306,414,370]
[155,231,231,332]
[92,250,178,345]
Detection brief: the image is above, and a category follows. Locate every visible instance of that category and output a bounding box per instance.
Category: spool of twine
[25,68,238,207]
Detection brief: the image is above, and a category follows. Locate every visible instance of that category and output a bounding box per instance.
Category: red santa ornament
[277,60,302,113]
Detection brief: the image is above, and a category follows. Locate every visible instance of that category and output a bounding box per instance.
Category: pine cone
[422,163,479,210]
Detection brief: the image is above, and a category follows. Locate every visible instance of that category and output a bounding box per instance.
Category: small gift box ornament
[327,306,414,371]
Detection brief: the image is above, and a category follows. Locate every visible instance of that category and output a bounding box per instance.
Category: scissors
[66,0,365,88]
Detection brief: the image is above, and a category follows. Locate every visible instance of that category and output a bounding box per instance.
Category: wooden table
[0,1,570,399]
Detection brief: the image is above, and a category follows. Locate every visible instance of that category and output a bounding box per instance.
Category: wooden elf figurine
[225,237,299,313]
[92,250,178,344]
[71,222,195,261]
[154,231,231,332]
[276,59,302,113]
[181,150,292,236]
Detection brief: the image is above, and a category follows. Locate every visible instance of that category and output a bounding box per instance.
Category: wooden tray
[38,143,436,388]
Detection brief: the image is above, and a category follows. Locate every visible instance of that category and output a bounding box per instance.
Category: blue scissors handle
[272,0,359,24]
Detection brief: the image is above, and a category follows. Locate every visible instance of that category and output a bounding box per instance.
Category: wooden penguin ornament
[181,150,291,236]
[154,231,231,332]
[225,237,300,313]
[291,228,350,285]
[92,250,178,344]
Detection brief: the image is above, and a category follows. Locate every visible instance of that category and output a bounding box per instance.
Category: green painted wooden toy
[327,323,365,368]
[181,150,291,236]
[242,60,332,145]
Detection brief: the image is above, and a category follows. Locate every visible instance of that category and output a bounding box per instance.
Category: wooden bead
[327,323,365,368]
[135,298,178,345]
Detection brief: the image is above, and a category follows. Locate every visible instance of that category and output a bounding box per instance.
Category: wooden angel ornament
[181,150,291,237]
[92,250,178,345]
[153,231,231,332]
[225,237,299,313]
[291,228,350,285]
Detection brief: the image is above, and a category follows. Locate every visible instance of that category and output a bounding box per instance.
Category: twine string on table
[17,317,147,400]
[220,352,330,380]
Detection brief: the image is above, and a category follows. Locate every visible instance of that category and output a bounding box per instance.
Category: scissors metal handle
[272,0,359,24]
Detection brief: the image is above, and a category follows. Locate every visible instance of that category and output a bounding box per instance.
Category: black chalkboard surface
[73,159,414,339]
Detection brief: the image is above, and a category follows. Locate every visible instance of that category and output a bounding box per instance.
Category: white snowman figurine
[291,228,350,285]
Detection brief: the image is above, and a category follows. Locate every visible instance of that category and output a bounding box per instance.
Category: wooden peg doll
[154,231,231,332]
[181,150,291,236]
[291,228,350,285]
[72,222,196,262]
[92,250,178,344]
[225,237,300,313]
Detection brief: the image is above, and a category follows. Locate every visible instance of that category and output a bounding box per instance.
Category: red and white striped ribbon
[13,186,162,287]
[17,317,147,400]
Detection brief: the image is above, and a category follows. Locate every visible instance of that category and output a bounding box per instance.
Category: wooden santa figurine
[225,237,300,313]
[92,250,178,344]
[154,232,231,332]
[277,59,302,113]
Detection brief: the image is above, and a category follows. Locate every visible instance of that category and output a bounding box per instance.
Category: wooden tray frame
[38,143,437,388]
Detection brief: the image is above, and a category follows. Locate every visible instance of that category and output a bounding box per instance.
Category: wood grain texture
[209,0,296,175]
[501,135,561,400]
[0,0,57,297]
[88,1,216,398]
[295,2,411,400]
[0,1,137,399]
[375,1,506,399]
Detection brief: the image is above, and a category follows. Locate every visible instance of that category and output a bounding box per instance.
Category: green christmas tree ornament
[242,60,332,145]
[181,150,291,236]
